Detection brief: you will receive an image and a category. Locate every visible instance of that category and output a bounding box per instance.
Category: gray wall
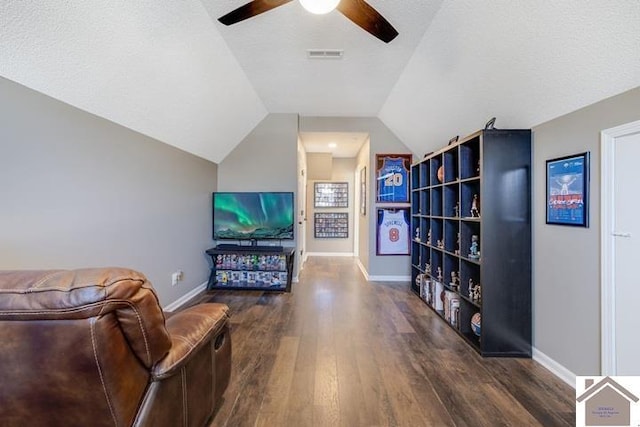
[300,117,413,278]
[217,113,298,192]
[533,87,640,375]
[217,113,300,273]
[306,157,356,254]
[0,77,218,307]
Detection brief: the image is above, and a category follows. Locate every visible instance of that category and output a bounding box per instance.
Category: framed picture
[376,207,410,255]
[314,212,348,238]
[375,154,412,203]
[546,152,590,227]
[314,182,348,208]
[360,167,367,216]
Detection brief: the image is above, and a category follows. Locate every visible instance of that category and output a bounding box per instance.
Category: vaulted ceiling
[1,1,639,163]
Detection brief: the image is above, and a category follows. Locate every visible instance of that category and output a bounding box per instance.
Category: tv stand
[205,246,295,292]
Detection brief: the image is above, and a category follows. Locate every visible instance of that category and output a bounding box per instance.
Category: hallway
[203,256,575,426]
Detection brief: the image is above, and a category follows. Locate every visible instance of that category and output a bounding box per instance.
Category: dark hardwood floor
[198,256,575,427]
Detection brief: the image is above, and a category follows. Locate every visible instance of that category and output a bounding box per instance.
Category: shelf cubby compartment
[420,190,430,215]
[444,219,459,254]
[459,135,480,180]
[411,190,421,215]
[459,259,481,304]
[429,156,442,185]
[443,252,460,290]
[411,240,422,268]
[460,220,481,262]
[429,218,443,249]
[420,162,429,188]
[460,180,481,219]
[430,248,443,280]
[443,149,459,183]
[430,187,442,217]
[459,300,481,348]
[443,184,460,218]
[411,165,420,189]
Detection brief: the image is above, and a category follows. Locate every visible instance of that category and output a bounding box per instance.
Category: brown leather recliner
[0,268,231,427]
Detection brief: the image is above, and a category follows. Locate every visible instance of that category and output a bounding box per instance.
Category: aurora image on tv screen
[212,192,294,240]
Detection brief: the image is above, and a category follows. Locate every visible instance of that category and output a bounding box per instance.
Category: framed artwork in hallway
[376,207,410,255]
[375,154,412,203]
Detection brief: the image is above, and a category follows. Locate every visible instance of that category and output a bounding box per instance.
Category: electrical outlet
[171,270,183,286]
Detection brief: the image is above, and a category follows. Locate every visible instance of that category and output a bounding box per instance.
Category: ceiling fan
[218,0,398,43]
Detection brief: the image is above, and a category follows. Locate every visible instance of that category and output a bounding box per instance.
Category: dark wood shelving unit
[411,129,532,357]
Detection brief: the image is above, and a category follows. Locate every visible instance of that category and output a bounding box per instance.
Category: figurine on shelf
[437,239,444,249]
[425,263,431,275]
[454,202,460,218]
[449,271,459,291]
[468,278,475,299]
[415,227,421,241]
[474,284,482,304]
[469,235,480,259]
[427,229,432,245]
[436,267,443,283]
[455,232,461,255]
[470,194,480,217]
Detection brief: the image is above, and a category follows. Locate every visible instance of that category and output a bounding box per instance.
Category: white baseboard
[356,259,410,282]
[367,275,411,282]
[163,281,208,312]
[532,347,576,389]
[306,252,355,257]
[356,259,368,279]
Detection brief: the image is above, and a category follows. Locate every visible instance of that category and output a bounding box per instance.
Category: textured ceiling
[202,0,442,117]
[1,1,639,163]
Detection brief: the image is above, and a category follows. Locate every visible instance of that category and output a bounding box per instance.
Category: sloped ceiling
[380,0,640,155]
[1,1,639,163]
[0,0,267,163]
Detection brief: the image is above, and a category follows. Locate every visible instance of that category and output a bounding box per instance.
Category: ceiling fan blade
[218,0,293,25]
[336,0,398,43]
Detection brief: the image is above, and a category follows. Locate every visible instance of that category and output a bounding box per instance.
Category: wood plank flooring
[198,256,575,427]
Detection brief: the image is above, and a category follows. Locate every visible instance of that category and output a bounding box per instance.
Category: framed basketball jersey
[376,208,410,255]
[375,154,412,203]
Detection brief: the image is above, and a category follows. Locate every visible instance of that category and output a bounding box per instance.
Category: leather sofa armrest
[151,303,229,380]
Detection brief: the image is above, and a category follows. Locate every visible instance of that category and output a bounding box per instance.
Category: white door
[602,120,640,375]
[613,132,640,375]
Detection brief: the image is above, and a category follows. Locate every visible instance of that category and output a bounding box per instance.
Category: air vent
[307,49,344,59]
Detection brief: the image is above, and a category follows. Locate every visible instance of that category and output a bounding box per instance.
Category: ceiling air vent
[307,49,344,59]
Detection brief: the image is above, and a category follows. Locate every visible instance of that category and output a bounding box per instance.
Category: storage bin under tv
[411,128,532,357]
[206,245,295,292]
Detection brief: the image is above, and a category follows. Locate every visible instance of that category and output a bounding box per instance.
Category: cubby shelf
[411,129,532,357]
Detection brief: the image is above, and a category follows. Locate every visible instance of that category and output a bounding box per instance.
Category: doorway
[601,119,640,375]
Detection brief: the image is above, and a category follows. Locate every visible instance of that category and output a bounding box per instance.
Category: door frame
[600,119,640,375]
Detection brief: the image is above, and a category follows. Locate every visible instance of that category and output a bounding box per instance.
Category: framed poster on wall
[375,154,412,203]
[376,207,410,255]
[546,152,590,227]
[314,182,348,208]
[314,212,348,238]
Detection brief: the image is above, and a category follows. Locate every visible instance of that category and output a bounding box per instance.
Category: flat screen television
[212,192,294,241]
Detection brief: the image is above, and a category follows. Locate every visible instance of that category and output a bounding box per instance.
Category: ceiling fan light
[299,0,340,15]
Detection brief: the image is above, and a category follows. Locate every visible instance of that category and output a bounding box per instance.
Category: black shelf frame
[410,129,532,357]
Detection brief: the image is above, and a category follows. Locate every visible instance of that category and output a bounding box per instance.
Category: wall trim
[532,347,576,389]
[355,259,409,282]
[163,281,208,312]
[356,258,368,280]
[368,275,411,282]
[306,252,354,257]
